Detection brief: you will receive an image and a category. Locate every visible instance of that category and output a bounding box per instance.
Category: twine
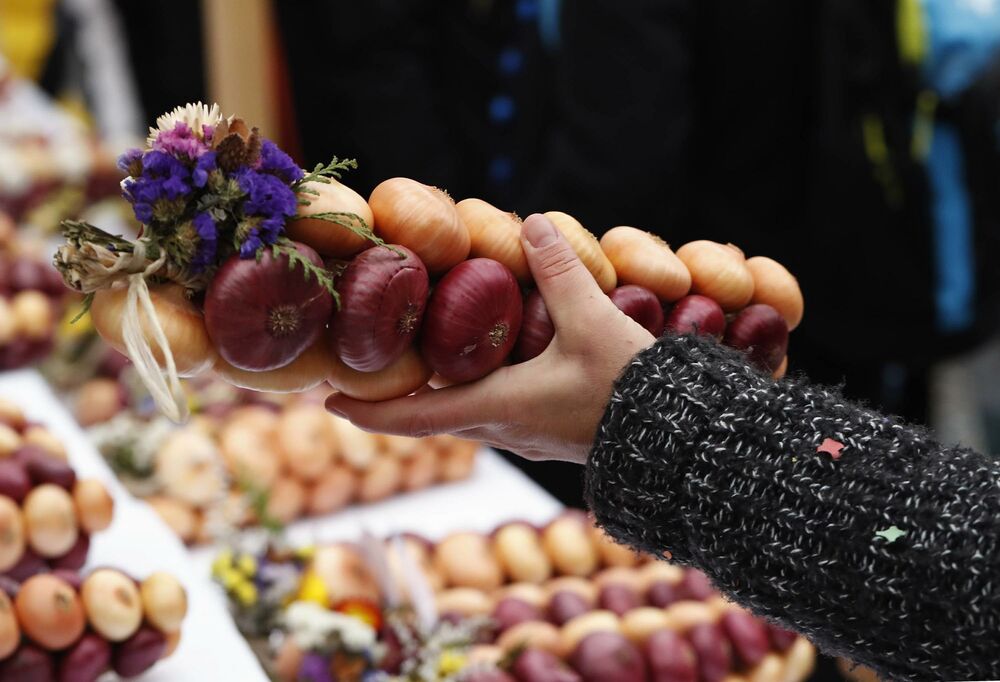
[114,241,189,423]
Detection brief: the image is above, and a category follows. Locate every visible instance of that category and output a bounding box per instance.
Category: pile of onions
[1,568,186,678]
[0,238,65,371]
[82,175,803,403]
[141,401,479,544]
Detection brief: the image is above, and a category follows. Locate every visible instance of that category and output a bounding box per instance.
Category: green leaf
[69,293,95,324]
[292,157,359,194]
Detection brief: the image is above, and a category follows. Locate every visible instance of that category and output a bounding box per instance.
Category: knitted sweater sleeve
[584,334,1000,682]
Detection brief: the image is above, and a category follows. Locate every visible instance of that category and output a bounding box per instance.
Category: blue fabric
[927,122,976,332]
[538,0,561,49]
[921,0,1000,100]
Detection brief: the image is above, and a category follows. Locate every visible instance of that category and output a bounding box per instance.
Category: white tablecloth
[0,369,563,680]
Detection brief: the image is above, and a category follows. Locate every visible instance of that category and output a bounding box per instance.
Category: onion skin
[746,256,804,330]
[369,178,470,273]
[675,241,754,312]
[288,179,375,258]
[205,242,334,371]
[421,258,523,383]
[50,534,89,571]
[608,285,665,336]
[513,290,554,362]
[216,338,333,393]
[0,590,18,659]
[645,629,697,682]
[91,283,216,377]
[665,295,726,340]
[722,304,789,373]
[81,569,143,642]
[23,484,78,558]
[328,346,432,401]
[544,212,617,292]
[72,480,114,535]
[600,226,691,302]
[456,198,531,284]
[773,356,788,380]
[15,574,86,650]
[330,245,429,372]
[0,460,30,504]
[140,572,187,634]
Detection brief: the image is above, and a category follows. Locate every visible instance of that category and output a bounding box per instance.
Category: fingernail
[324,395,345,417]
[523,214,558,248]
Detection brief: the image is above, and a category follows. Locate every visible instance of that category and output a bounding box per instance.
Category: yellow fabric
[897,0,929,65]
[0,0,58,80]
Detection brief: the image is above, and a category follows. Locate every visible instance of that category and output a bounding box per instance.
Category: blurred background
[2,0,1000,508]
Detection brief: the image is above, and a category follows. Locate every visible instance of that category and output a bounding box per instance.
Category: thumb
[521,213,605,331]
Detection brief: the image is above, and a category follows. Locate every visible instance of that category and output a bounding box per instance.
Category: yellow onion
[675,241,754,312]
[328,346,432,401]
[600,226,691,302]
[456,198,531,284]
[746,256,804,330]
[216,339,333,393]
[91,283,216,377]
[543,211,617,292]
[287,179,376,258]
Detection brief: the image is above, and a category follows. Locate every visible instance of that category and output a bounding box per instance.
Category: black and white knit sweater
[585,334,1000,682]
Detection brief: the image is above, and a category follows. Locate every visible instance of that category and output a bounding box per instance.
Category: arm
[588,333,1000,681]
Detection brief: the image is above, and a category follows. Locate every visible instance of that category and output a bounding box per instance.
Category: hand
[325,213,656,464]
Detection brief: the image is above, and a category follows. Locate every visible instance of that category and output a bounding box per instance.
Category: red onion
[722,304,788,372]
[204,242,334,371]
[58,632,111,682]
[330,245,429,372]
[597,583,641,616]
[645,581,678,608]
[665,295,726,339]
[676,569,714,601]
[687,623,731,682]
[548,590,590,625]
[645,629,697,682]
[0,459,31,503]
[420,258,522,383]
[0,642,53,681]
[608,285,665,336]
[512,290,554,362]
[51,534,89,571]
[22,450,76,490]
[491,596,542,632]
[720,611,770,668]
[112,625,166,677]
[569,631,648,682]
[767,624,798,652]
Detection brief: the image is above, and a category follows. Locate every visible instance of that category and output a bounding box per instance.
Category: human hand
[324,213,656,464]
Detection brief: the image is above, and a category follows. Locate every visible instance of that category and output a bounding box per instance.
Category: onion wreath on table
[53,103,803,421]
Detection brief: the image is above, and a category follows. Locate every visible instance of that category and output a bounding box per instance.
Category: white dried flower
[284,601,377,653]
[147,102,227,145]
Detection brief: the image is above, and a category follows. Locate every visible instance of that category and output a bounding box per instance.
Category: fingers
[521,213,606,332]
[325,382,499,438]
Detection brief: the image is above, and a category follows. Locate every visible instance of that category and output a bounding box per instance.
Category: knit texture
[585,334,1000,681]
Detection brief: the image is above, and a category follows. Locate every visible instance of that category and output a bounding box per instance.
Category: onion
[439,442,476,481]
[145,496,198,544]
[548,590,591,626]
[559,610,621,657]
[746,257,804,330]
[56,632,111,682]
[216,338,333,393]
[112,625,166,677]
[0,427,20,459]
[0,460,30,503]
[3,547,45,582]
[773,356,788,380]
[91,283,216,377]
[140,572,187,633]
[288,179,376,258]
[21,427,67,461]
[358,456,403,503]
[0,643,53,680]
[608,285,665,336]
[720,611,770,668]
[328,346,432,401]
[598,583,642,617]
[14,573,86,650]
[0,300,14,346]
[21,448,76,490]
[154,428,225,507]
[81,568,143,641]
[665,295,726,339]
[264,477,307,525]
[0,399,25,432]
[205,242,334,371]
[10,291,53,340]
[600,226,691,302]
[50,534,89,571]
[50,570,83,592]
[542,515,599,577]
[400,448,439,492]
[722,304,789,373]
[620,607,671,644]
[23,484,78,558]
[513,290,554,362]
[277,404,336,481]
[330,245,429,372]
[544,212,617,292]
[162,629,181,659]
[307,465,356,516]
[0,589,18,659]
[676,570,715,602]
[675,241,754,312]
[456,198,531,284]
[688,623,732,682]
[421,258,523,383]
[369,178,470,273]
[72,479,114,534]
[74,378,126,427]
[645,629,697,682]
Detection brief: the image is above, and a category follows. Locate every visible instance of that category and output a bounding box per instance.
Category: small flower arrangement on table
[54,103,383,421]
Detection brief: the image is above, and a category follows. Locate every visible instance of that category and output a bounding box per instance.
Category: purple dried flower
[233,168,298,256]
[193,151,217,188]
[190,212,218,271]
[239,231,264,258]
[116,148,143,174]
[152,122,211,159]
[297,653,333,682]
[258,139,304,183]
